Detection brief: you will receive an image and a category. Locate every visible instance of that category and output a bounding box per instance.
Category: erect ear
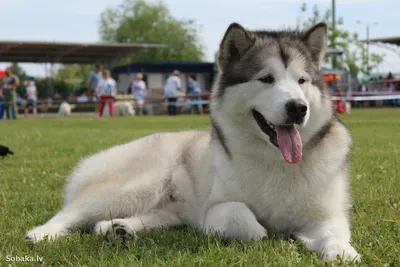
[302,22,328,69]
[217,22,255,73]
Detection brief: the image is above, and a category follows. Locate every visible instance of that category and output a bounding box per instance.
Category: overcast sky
[0,0,399,77]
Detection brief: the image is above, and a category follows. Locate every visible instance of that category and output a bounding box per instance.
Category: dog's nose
[285,99,307,124]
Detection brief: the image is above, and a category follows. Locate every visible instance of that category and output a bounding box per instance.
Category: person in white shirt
[130,73,147,115]
[25,80,38,117]
[96,69,117,117]
[164,70,182,115]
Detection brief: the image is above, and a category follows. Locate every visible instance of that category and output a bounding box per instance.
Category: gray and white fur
[26,22,361,262]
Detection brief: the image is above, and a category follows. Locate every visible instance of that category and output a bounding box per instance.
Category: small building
[112,61,216,95]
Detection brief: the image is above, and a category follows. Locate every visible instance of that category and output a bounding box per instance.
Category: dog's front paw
[321,243,361,263]
[94,219,136,240]
[25,224,67,244]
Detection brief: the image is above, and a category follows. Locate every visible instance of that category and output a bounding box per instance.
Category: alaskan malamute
[27,22,361,262]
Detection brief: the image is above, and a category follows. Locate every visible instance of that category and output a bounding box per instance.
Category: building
[112,61,216,95]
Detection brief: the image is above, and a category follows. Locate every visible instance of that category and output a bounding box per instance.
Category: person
[25,80,38,117]
[186,75,203,115]
[88,64,103,117]
[130,73,147,115]
[0,86,4,120]
[2,68,19,120]
[96,69,117,117]
[164,70,182,116]
[388,82,398,106]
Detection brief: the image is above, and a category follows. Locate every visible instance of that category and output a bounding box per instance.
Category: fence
[1,91,400,117]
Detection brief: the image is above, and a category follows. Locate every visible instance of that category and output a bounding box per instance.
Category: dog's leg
[25,208,77,243]
[203,202,266,242]
[294,217,361,262]
[27,171,172,243]
[94,209,182,239]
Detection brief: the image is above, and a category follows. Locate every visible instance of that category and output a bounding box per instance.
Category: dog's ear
[303,22,328,69]
[218,22,255,73]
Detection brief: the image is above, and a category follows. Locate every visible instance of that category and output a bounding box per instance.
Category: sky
[0,0,399,77]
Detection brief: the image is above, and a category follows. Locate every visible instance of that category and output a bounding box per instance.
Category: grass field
[1,109,399,266]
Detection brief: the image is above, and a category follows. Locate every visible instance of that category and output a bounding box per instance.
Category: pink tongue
[275,125,303,164]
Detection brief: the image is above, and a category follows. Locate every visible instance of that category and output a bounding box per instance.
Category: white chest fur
[206,150,347,235]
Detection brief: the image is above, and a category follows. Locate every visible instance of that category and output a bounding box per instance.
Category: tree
[356,40,385,75]
[98,0,205,65]
[300,3,354,72]
[370,53,385,74]
[299,3,385,76]
[8,63,27,84]
[55,64,92,89]
[52,0,205,98]
[35,78,70,99]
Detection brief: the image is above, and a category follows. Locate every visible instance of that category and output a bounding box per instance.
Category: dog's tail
[8,150,14,155]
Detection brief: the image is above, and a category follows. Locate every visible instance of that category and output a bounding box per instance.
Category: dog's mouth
[252,109,303,164]
[252,109,278,147]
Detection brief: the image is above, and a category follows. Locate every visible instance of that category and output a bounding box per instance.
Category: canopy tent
[362,36,400,62]
[0,40,167,64]
[365,37,400,46]
[0,40,166,94]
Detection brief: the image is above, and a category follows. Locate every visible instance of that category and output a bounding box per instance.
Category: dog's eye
[298,78,306,84]
[258,75,275,84]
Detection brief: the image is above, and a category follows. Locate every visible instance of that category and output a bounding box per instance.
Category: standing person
[88,64,103,117]
[186,75,203,115]
[2,67,19,120]
[25,80,38,117]
[0,85,4,120]
[130,73,147,115]
[96,69,117,118]
[164,70,182,116]
[389,82,398,106]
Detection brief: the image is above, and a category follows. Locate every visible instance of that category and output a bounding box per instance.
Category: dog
[114,101,135,116]
[26,22,361,262]
[58,102,76,117]
[0,145,14,158]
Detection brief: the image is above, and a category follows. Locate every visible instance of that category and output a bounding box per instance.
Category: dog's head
[211,22,331,164]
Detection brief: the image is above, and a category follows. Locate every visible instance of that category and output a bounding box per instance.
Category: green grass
[1,109,399,266]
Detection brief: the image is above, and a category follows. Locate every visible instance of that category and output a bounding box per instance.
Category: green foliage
[35,78,70,99]
[45,64,93,98]
[7,63,28,83]
[356,41,386,75]
[0,109,399,266]
[370,54,385,70]
[1,63,73,99]
[55,64,93,91]
[299,3,385,75]
[98,0,205,65]
[50,0,205,96]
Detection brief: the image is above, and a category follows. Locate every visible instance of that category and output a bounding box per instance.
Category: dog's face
[212,22,328,164]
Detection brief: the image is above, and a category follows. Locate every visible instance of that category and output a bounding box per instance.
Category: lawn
[0,109,399,266]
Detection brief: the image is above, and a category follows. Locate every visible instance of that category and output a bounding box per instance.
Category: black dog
[0,145,14,158]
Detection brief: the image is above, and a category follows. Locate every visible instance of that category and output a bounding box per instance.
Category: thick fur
[114,101,135,116]
[26,22,361,262]
[58,102,75,117]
